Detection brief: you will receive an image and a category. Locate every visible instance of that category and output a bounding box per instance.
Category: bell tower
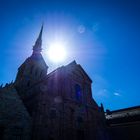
[15,25,48,94]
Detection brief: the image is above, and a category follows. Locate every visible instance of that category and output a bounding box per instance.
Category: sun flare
[47,41,67,63]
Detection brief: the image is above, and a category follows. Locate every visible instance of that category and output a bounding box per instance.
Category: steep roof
[65,60,92,82]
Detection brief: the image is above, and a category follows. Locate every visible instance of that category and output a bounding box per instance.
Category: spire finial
[38,23,43,40]
[33,24,44,53]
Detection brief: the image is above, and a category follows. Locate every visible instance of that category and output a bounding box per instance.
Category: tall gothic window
[75,84,82,101]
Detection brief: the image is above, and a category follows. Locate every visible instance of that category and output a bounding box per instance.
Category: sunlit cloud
[114,92,121,96]
[96,89,109,97]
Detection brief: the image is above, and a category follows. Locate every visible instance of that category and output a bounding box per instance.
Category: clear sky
[0,0,140,110]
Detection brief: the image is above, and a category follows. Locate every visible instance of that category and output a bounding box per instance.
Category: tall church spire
[33,24,43,53]
[15,24,48,93]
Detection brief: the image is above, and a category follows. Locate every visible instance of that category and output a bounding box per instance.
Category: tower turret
[33,24,43,54]
[15,25,48,95]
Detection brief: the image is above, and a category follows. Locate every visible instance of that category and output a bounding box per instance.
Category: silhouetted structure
[106,106,140,140]
[0,26,107,140]
[0,26,139,140]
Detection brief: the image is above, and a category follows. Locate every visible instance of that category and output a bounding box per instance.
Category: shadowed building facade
[0,26,108,140]
[1,26,140,140]
[106,106,140,140]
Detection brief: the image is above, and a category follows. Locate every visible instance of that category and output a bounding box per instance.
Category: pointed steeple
[33,24,43,53]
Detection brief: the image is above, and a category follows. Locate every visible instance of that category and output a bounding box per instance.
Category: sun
[47,41,67,63]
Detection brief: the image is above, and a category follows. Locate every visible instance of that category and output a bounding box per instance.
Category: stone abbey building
[1,26,140,140]
[0,26,108,140]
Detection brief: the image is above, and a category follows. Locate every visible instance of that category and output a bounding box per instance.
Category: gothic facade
[0,26,108,140]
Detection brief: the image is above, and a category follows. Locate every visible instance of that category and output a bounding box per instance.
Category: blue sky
[0,0,140,110]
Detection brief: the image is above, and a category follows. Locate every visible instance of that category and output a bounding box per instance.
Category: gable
[76,64,92,83]
[65,61,92,83]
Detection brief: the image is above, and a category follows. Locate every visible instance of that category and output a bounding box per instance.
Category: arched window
[75,84,82,101]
